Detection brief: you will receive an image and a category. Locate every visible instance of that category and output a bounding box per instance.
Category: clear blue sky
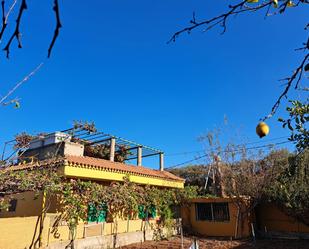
[0,1,307,169]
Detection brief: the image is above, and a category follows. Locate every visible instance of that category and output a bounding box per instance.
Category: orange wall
[182,198,251,238]
[256,203,309,234]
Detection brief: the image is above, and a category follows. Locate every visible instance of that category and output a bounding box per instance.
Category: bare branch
[3,0,27,58]
[4,0,17,23]
[168,1,273,44]
[262,53,309,120]
[0,62,43,106]
[0,0,17,42]
[0,0,62,57]
[0,0,6,41]
[47,0,62,58]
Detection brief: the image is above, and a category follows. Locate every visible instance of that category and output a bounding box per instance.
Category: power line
[166,140,292,170]
[165,136,290,157]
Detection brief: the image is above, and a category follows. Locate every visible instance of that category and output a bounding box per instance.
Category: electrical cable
[166,140,292,169]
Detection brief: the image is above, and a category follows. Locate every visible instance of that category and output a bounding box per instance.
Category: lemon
[256,122,270,138]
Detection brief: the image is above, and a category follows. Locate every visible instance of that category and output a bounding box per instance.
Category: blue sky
[0,1,307,169]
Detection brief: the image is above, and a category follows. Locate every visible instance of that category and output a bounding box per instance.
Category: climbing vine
[0,167,197,248]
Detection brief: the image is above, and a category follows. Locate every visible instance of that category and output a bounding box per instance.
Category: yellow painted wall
[0,211,161,249]
[0,191,49,249]
[0,191,43,218]
[182,198,251,238]
[0,190,161,249]
[0,166,183,249]
[256,203,309,234]
[0,216,42,249]
[63,165,184,188]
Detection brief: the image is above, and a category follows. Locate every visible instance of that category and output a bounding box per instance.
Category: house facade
[181,197,251,239]
[0,130,184,249]
[181,197,309,239]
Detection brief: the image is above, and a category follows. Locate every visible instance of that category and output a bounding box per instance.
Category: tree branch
[169,0,309,119]
[0,0,18,42]
[167,1,274,44]
[47,0,62,58]
[262,52,309,120]
[3,0,27,58]
[0,62,43,106]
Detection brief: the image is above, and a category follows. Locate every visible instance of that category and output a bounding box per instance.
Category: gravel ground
[120,236,309,249]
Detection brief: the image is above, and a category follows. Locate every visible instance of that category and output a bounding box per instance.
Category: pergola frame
[2,125,165,171]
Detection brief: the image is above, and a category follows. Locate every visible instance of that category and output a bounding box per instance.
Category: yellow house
[181,197,251,239]
[181,198,309,240]
[0,130,184,249]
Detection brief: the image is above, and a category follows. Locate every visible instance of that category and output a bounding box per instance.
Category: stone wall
[46,230,155,249]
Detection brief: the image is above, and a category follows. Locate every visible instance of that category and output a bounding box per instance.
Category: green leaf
[278,117,284,122]
[14,101,20,109]
[287,121,293,131]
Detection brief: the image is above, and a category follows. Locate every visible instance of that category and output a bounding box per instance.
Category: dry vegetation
[121,236,309,249]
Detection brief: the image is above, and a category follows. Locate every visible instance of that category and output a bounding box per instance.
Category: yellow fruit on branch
[256,122,270,138]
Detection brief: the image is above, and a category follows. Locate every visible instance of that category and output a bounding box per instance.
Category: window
[195,202,229,222]
[213,203,230,221]
[148,205,156,219]
[138,205,156,220]
[138,205,146,219]
[196,203,212,221]
[171,205,181,219]
[87,203,107,223]
[8,199,17,212]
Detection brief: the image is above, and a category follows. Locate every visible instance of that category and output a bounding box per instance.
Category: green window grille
[138,205,156,220]
[149,205,156,218]
[97,203,107,222]
[87,203,107,223]
[138,205,146,219]
[87,203,97,222]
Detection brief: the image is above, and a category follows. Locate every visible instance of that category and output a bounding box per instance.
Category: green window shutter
[87,204,97,222]
[138,205,156,219]
[97,203,107,222]
[149,205,156,218]
[138,205,146,219]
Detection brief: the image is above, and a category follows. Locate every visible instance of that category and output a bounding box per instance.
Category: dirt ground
[120,236,309,249]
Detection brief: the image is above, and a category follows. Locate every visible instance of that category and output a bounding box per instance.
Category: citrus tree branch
[263,52,309,120]
[169,0,309,119]
[168,0,275,43]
